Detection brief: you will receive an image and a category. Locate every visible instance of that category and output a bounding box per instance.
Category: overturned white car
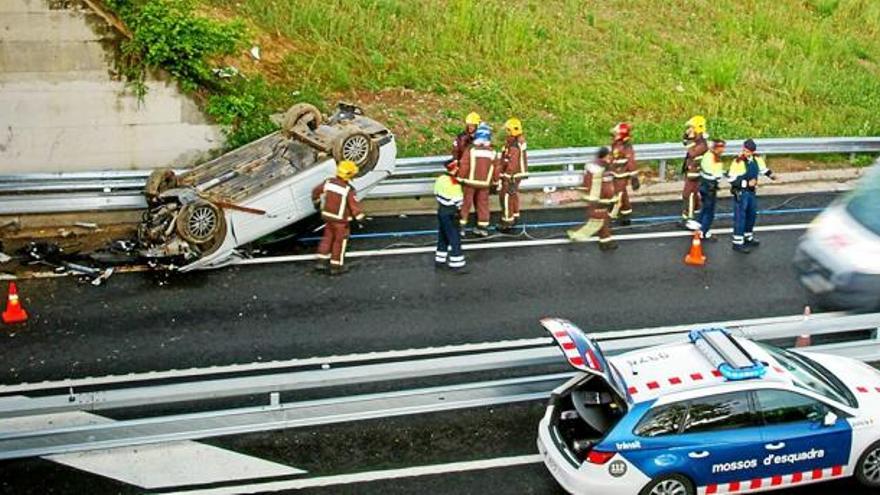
[137,102,396,271]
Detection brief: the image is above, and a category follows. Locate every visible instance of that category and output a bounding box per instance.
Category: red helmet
[612,122,632,139]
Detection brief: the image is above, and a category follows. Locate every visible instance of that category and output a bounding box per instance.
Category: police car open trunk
[541,318,631,466]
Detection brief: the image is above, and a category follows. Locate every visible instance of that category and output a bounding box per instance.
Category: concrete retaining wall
[0,0,224,173]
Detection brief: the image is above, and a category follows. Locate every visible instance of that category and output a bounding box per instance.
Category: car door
[754,389,853,480]
[624,391,765,488]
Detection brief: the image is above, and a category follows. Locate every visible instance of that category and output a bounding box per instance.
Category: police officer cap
[743,139,757,152]
[597,146,611,158]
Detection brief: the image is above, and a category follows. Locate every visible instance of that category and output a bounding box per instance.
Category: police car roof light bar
[688,328,767,381]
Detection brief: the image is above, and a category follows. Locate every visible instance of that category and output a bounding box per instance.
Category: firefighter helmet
[686,115,707,134]
[336,160,359,180]
[474,123,492,144]
[465,112,482,126]
[504,117,523,137]
[611,122,632,139]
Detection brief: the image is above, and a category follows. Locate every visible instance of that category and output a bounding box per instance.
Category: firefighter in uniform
[698,139,727,242]
[434,161,466,271]
[311,160,365,275]
[457,123,497,237]
[497,117,528,232]
[567,147,620,251]
[609,122,639,226]
[452,112,481,163]
[681,115,708,231]
[728,139,775,253]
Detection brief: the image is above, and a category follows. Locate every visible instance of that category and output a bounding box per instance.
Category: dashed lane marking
[163,454,544,494]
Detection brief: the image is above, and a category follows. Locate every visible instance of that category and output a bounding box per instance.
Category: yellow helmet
[336,160,359,180]
[504,117,523,137]
[465,112,481,126]
[686,115,707,134]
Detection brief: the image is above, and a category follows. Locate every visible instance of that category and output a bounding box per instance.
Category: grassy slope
[206,0,880,157]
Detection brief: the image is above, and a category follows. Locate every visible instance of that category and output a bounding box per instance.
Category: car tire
[333,130,377,172]
[639,474,695,495]
[281,103,322,136]
[176,201,225,246]
[145,168,178,203]
[856,440,880,488]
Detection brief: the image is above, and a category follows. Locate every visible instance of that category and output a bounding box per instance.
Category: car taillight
[585,449,616,464]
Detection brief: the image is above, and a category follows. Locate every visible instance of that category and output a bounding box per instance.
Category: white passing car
[537,318,880,495]
[794,162,880,310]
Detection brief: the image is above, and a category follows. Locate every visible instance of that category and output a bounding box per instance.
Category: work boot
[329,265,349,276]
[746,236,761,247]
[459,227,467,237]
[732,243,751,254]
[701,232,718,243]
[498,223,515,233]
[313,259,330,272]
[685,219,702,231]
[618,216,631,226]
[599,240,619,251]
[473,227,490,237]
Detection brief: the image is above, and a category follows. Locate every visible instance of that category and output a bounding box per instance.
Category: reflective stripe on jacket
[500,139,528,180]
[700,152,726,182]
[311,177,364,222]
[457,146,497,188]
[727,155,768,190]
[684,135,708,179]
[610,139,637,179]
[434,174,463,208]
[583,162,618,205]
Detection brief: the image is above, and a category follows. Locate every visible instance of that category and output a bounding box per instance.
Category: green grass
[200,0,880,157]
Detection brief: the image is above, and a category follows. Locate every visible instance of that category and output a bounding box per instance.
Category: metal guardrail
[0,312,878,459]
[1,136,878,214]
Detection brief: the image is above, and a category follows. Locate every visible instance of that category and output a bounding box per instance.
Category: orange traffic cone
[684,231,706,266]
[2,282,28,324]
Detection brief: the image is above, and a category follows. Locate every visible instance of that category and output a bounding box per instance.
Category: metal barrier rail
[1,136,878,214]
[0,311,878,461]
[0,314,880,459]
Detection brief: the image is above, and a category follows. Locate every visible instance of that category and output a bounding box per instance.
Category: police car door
[753,389,852,479]
[669,391,765,488]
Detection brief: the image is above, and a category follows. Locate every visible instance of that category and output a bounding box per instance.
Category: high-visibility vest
[434,174,463,208]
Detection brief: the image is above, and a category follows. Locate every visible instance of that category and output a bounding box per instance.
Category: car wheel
[857,440,880,488]
[176,201,225,245]
[281,103,322,135]
[145,168,177,203]
[639,474,695,495]
[333,130,377,172]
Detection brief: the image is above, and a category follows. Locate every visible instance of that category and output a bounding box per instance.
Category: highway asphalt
[0,192,835,384]
[2,191,879,494]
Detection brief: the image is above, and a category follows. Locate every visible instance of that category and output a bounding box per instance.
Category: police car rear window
[681,392,761,434]
[634,404,687,437]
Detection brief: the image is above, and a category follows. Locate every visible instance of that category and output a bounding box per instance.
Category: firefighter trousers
[612,179,632,218]
[436,208,465,268]
[460,185,490,228]
[317,221,350,266]
[567,204,613,243]
[499,179,520,225]
[682,179,701,220]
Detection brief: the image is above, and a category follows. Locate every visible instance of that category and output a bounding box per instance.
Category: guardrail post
[269,392,280,406]
[658,160,667,182]
[849,152,856,163]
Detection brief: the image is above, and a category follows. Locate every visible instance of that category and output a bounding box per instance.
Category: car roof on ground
[608,337,793,404]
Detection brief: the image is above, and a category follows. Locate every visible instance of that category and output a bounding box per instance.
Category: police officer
[567,147,620,251]
[311,160,365,275]
[681,115,708,230]
[698,139,727,242]
[452,112,481,163]
[457,123,497,237]
[434,161,466,271]
[498,117,528,232]
[728,139,776,253]
[609,122,639,226]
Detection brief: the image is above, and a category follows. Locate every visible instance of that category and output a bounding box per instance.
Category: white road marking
[166,454,544,494]
[2,400,305,489]
[238,223,809,265]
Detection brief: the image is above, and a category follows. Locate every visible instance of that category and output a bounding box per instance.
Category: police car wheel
[639,474,695,495]
[857,440,880,487]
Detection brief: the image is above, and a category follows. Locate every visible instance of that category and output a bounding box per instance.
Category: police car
[536,318,880,495]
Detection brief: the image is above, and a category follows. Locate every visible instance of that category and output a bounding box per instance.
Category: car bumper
[537,415,648,495]
[793,245,880,310]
